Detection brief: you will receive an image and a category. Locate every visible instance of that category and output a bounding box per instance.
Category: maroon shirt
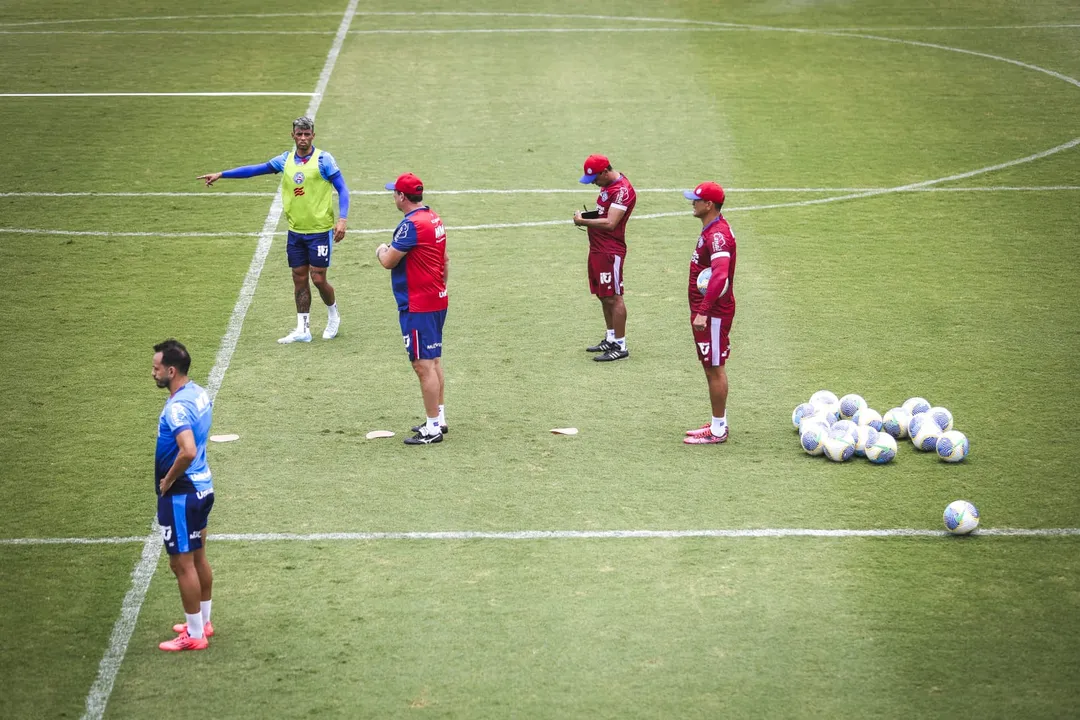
[587,174,636,255]
[688,215,737,317]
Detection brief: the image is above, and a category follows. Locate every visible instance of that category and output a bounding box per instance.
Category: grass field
[1,1,1079,718]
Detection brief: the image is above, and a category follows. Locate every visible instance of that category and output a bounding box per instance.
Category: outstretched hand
[197,172,222,187]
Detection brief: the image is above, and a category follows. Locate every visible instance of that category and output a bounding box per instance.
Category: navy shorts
[157,490,214,555]
[399,309,446,361]
[287,230,333,268]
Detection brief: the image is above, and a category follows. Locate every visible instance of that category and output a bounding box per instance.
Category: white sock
[185,611,204,639]
[711,415,727,436]
[615,337,626,350]
[425,416,440,435]
[606,329,616,342]
[201,599,212,625]
[327,303,339,320]
[297,313,310,333]
[437,404,445,427]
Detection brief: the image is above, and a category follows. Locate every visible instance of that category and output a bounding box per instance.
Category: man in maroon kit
[572,154,636,362]
[682,182,736,445]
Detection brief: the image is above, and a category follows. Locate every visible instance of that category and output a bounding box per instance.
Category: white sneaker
[322,315,340,340]
[277,329,312,344]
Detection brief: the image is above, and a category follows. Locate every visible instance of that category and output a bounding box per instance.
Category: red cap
[579,154,611,183]
[385,172,424,194]
[683,182,725,206]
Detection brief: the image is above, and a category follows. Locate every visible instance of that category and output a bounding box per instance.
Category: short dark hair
[154,339,191,374]
[292,116,314,133]
[404,190,423,203]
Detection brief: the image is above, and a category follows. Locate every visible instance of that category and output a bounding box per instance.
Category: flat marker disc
[366,430,396,439]
[209,434,240,443]
[550,428,578,435]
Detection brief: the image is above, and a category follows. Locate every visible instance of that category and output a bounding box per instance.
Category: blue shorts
[157,490,214,555]
[287,230,333,268]
[399,309,446,361]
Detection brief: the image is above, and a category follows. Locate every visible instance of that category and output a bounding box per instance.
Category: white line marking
[3,186,1079,200]
[4,528,1079,546]
[0,12,343,28]
[78,3,359,719]
[0,92,312,98]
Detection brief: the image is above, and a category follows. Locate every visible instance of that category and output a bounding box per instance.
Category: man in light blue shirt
[152,339,216,652]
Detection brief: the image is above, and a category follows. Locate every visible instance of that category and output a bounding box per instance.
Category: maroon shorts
[692,314,733,367]
[588,252,625,297]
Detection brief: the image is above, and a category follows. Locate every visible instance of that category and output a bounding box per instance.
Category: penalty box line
[5,528,1080,546]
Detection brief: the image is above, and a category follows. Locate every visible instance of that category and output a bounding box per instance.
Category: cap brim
[384,182,397,191]
[683,190,702,201]
[579,174,598,184]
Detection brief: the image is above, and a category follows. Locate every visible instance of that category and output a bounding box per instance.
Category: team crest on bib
[293,172,305,184]
[600,192,608,201]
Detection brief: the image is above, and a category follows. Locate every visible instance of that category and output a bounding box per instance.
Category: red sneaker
[685,423,712,437]
[159,632,209,652]
[683,426,729,444]
[172,621,214,637]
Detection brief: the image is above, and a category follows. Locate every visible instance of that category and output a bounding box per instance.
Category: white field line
[2,186,1080,200]
[0,92,312,98]
[79,3,359,720]
[0,10,1077,31]
[4,528,1080,546]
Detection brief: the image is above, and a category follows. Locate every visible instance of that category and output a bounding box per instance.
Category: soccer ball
[696,267,712,294]
[881,407,911,439]
[936,430,969,462]
[810,390,839,407]
[927,406,954,432]
[865,433,897,464]
[822,434,855,462]
[814,403,841,425]
[829,420,859,444]
[944,500,979,534]
[908,413,941,451]
[801,424,829,456]
[852,407,882,431]
[902,397,931,416]
[792,402,819,430]
[853,426,879,457]
[838,393,867,420]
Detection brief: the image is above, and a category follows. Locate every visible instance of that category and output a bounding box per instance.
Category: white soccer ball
[936,430,969,462]
[809,390,839,407]
[902,397,931,416]
[908,413,942,451]
[838,394,867,420]
[927,406,954,433]
[853,426,879,457]
[696,267,712,294]
[944,500,979,534]
[852,407,882,431]
[881,407,911,439]
[799,415,829,438]
[829,420,859,444]
[822,434,855,462]
[801,424,829,456]
[792,402,819,431]
[865,433,897,463]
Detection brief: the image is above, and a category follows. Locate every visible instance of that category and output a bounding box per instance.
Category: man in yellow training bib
[198,117,350,343]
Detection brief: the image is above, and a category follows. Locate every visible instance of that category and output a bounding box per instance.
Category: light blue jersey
[156,382,213,497]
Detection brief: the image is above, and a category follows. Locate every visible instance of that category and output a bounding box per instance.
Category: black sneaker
[594,346,629,362]
[587,339,616,353]
[404,427,443,445]
[411,424,448,434]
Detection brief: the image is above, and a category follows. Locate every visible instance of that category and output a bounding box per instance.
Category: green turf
[1,0,1078,717]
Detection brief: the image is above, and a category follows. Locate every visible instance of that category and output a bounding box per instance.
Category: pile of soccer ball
[792,391,978,534]
[793,390,970,464]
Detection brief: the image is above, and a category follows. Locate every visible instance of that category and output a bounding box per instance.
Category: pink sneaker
[159,632,209,652]
[173,621,214,637]
[683,426,729,444]
[685,423,712,438]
